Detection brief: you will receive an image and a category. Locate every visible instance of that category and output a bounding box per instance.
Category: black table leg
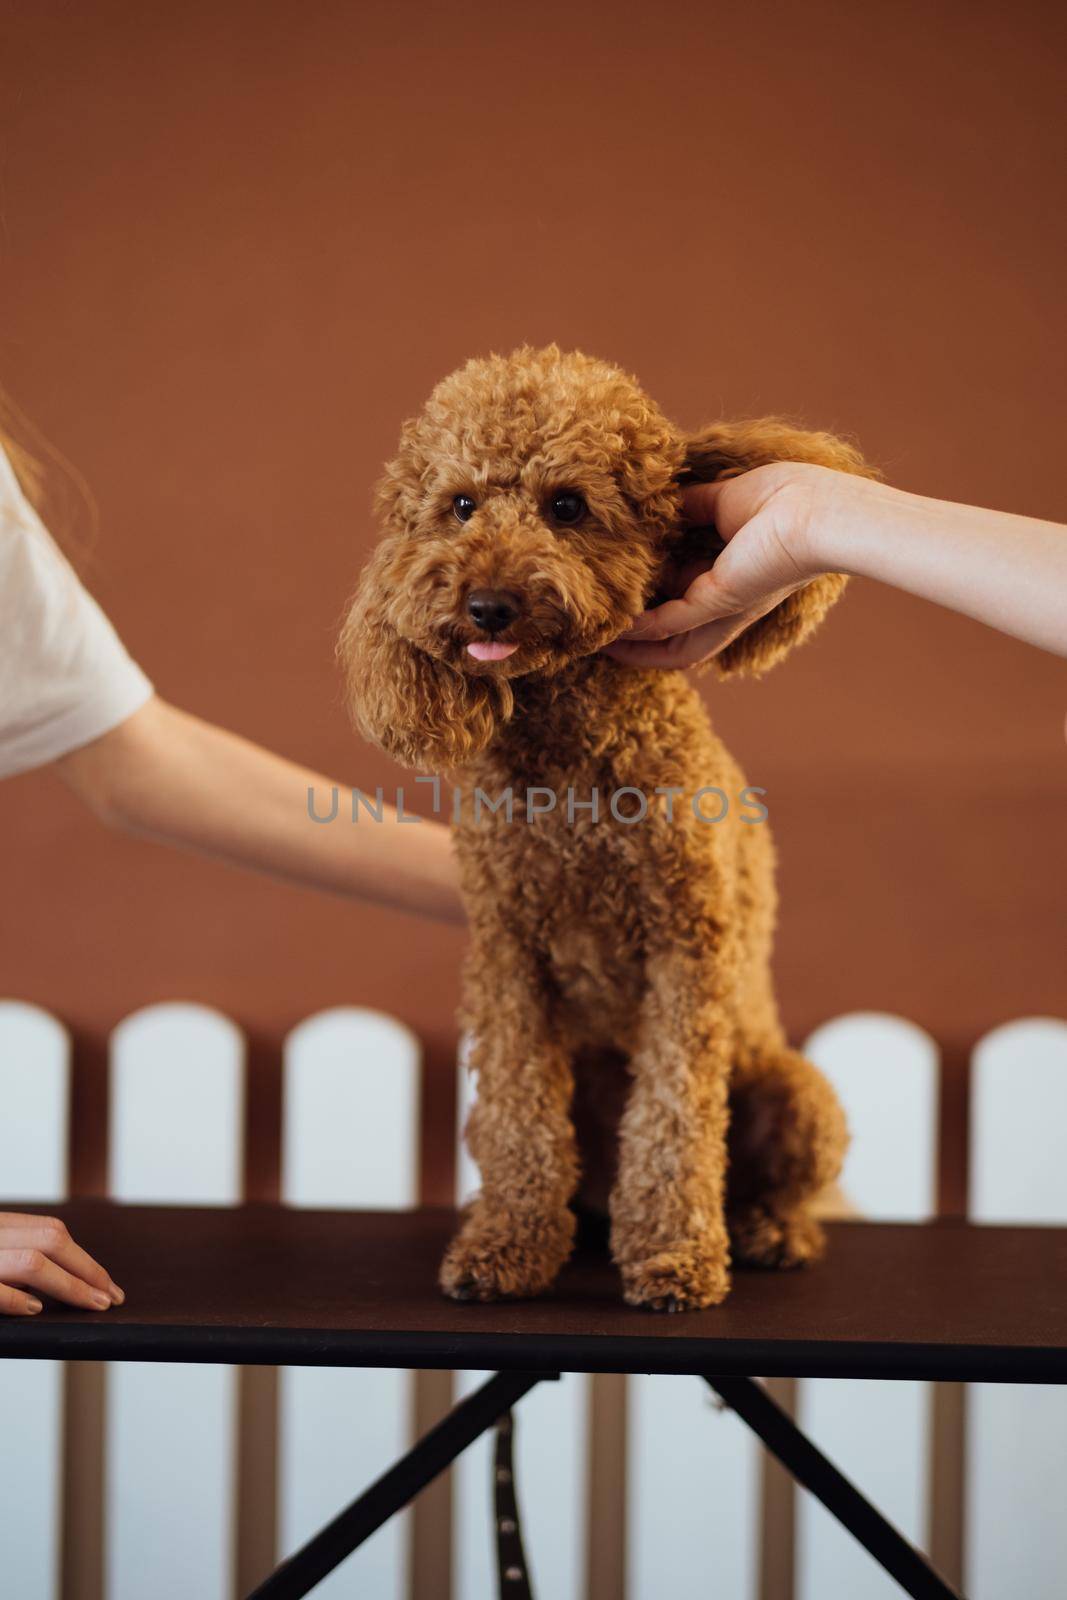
[705,1375,963,1600]
[247,1369,554,1600]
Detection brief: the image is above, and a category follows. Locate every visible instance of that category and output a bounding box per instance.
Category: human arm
[605,464,1067,667]
[54,695,464,925]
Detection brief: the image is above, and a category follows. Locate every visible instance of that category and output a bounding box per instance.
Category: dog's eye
[549,491,586,525]
[452,494,477,523]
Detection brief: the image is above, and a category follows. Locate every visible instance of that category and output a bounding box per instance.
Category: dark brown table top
[0,1203,1064,1382]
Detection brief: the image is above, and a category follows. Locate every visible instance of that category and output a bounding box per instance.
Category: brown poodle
[340,346,860,1311]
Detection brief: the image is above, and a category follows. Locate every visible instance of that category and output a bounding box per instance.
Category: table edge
[1,1323,1064,1384]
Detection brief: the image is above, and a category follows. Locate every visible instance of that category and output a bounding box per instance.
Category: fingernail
[26,1297,43,1314]
[91,1291,112,1311]
[109,1284,126,1306]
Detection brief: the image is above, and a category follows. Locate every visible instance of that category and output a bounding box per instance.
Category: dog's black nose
[466,588,521,634]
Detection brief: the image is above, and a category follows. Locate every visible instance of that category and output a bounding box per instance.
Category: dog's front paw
[439,1205,575,1302]
[620,1240,731,1312]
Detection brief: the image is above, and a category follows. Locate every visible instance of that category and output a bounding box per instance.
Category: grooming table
[2,1203,1065,1599]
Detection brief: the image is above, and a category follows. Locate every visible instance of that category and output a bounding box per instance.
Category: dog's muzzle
[466,587,522,661]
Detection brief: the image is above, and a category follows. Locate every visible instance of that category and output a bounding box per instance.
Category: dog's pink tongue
[468,640,518,661]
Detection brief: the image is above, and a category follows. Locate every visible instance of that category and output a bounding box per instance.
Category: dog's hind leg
[726,1047,849,1268]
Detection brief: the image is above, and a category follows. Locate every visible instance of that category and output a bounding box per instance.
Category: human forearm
[810,479,1067,656]
[56,697,464,924]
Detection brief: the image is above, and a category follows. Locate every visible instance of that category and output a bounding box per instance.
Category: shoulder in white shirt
[0,446,153,779]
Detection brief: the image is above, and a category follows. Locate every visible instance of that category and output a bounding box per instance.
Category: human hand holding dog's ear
[606,459,1067,666]
[605,461,852,669]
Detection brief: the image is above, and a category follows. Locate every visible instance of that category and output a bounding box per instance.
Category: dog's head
[340,346,870,770]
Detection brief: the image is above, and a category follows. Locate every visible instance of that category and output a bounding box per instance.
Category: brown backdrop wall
[2,0,1064,1172]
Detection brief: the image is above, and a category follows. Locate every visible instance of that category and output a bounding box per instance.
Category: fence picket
[0,1001,70,1600]
[798,1013,939,1600]
[628,1375,759,1600]
[967,1017,1067,1600]
[279,1007,420,1600]
[453,1051,590,1600]
[106,1003,244,1600]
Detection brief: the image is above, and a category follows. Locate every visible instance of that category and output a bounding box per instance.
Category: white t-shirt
[0,446,153,779]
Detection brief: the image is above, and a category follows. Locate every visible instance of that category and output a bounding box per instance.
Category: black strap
[494,1410,534,1599]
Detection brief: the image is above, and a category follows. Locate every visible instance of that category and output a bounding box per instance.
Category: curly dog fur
[341,346,861,1310]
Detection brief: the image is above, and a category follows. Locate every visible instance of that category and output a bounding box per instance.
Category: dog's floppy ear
[680,419,876,678]
[339,537,511,772]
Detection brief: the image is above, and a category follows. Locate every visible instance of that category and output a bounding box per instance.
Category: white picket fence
[1,1001,1065,1600]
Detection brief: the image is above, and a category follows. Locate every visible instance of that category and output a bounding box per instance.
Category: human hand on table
[0,1212,124,1315]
